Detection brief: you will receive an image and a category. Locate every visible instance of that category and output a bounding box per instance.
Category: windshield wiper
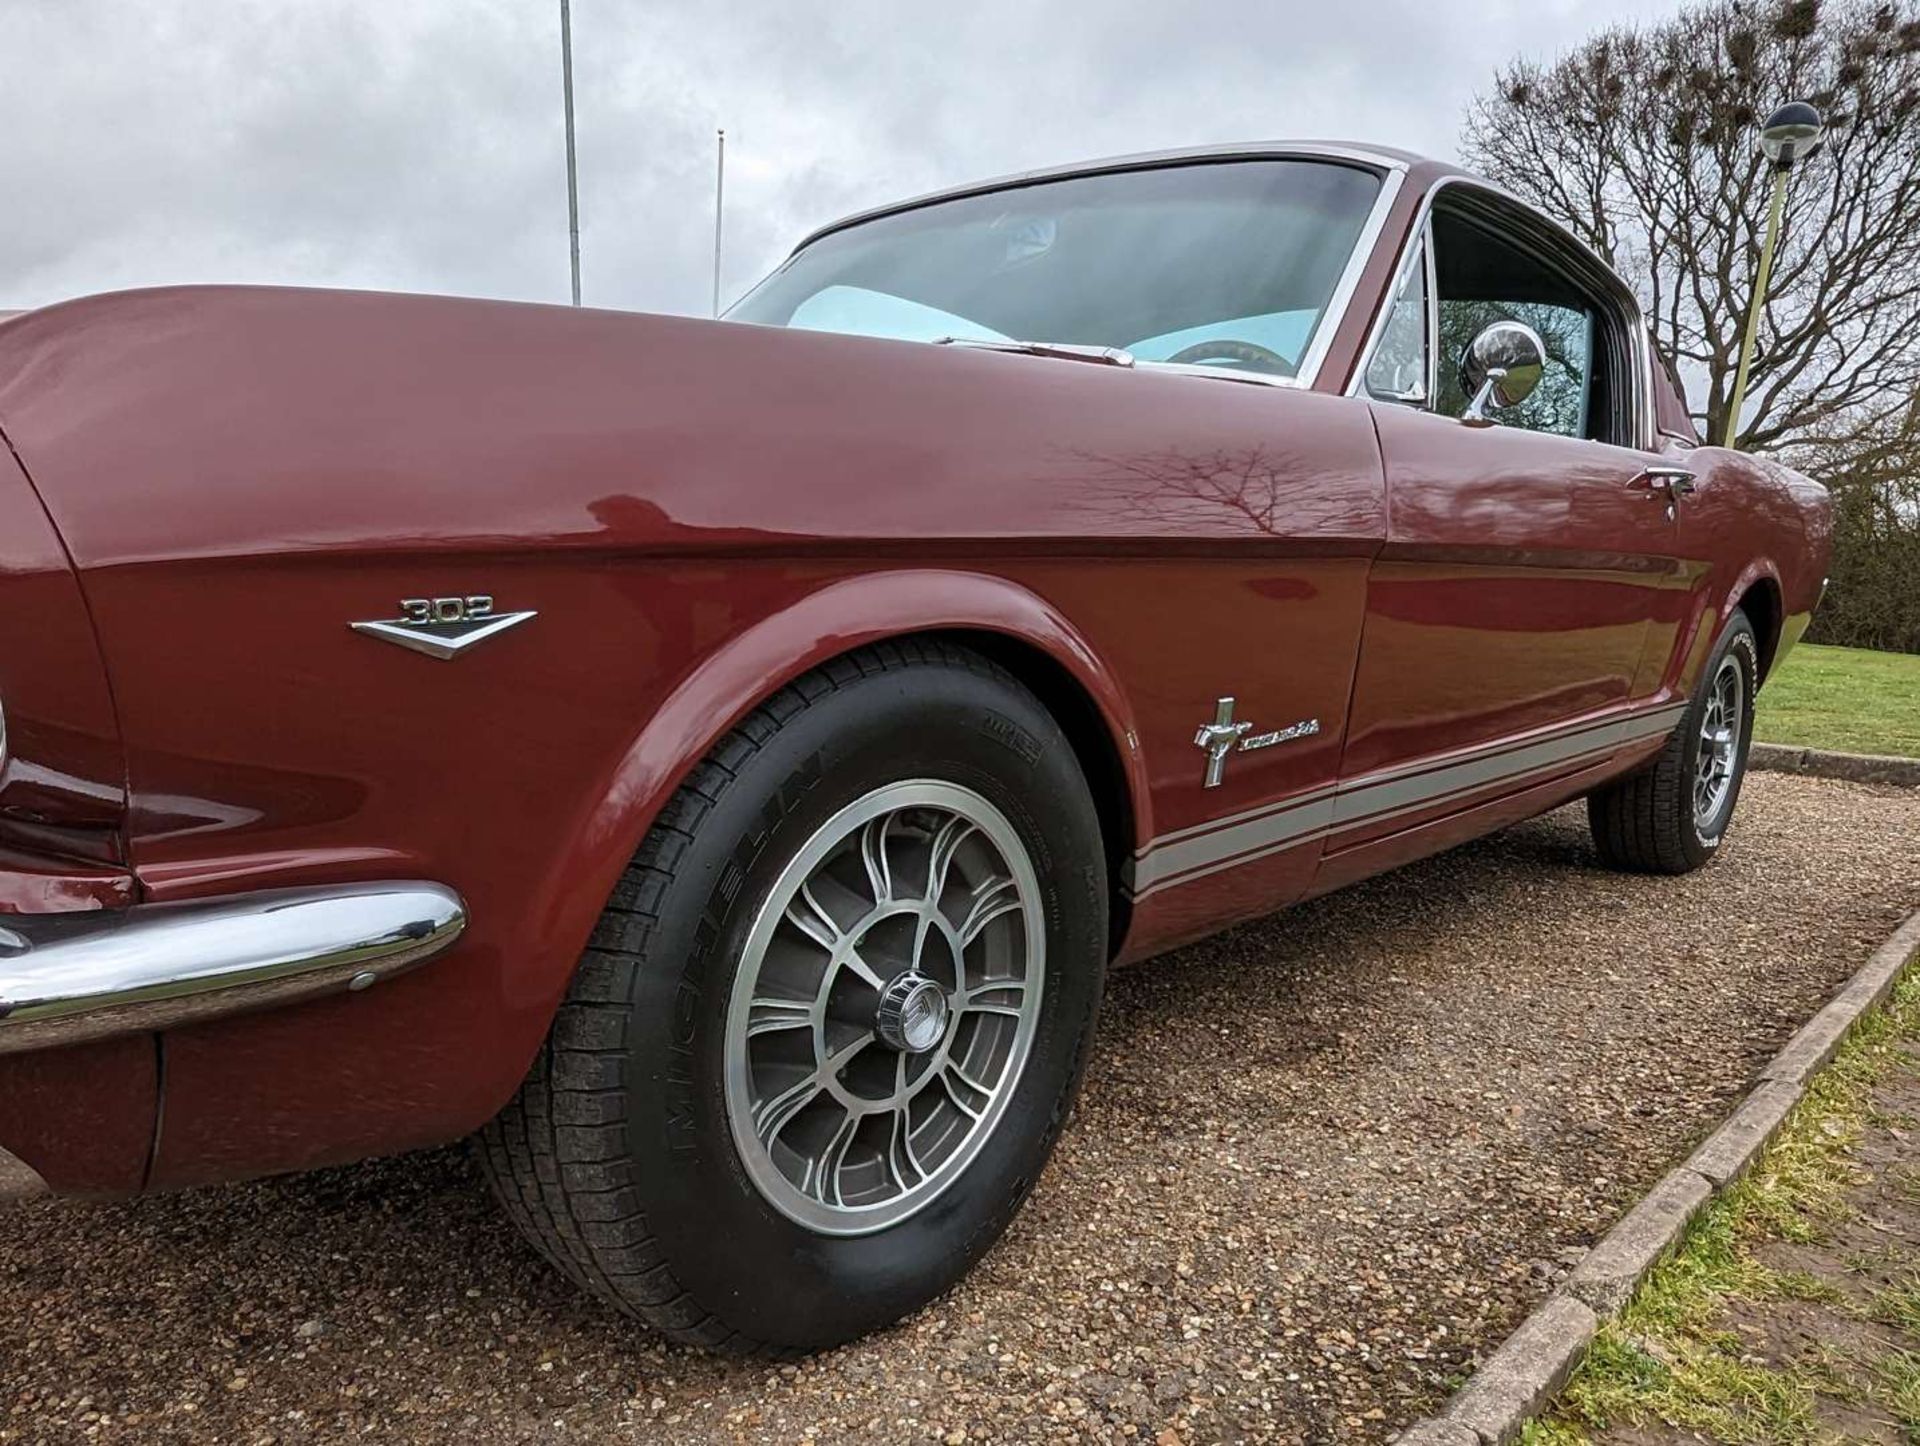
[933,337,1135,368]
[932,336,1294,388]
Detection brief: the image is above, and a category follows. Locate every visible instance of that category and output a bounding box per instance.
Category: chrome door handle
[1631,466,1697,520]
[1632,465,1697,499]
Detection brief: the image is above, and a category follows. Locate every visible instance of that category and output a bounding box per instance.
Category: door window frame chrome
[1344,176,1655,452]
[1357,220,1439,407]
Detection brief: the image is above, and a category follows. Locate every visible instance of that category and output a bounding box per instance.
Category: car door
[1328,189,1693,863]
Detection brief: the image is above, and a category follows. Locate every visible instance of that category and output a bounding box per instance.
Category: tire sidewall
[621,661,1106,1347]
[1682,613,1758,860]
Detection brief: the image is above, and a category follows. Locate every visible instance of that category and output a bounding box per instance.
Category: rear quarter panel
[1665,443,1829,693]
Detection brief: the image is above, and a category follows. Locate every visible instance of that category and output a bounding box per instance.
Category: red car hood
[0,283,1384,572]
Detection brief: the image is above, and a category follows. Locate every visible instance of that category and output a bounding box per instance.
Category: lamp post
[1723,101,1825,449]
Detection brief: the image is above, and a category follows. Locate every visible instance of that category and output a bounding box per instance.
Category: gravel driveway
[5,773,1918,1446]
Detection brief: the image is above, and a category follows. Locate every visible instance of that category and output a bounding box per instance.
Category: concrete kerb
[1391,903,1920,1445]
[1749,743,1920,788]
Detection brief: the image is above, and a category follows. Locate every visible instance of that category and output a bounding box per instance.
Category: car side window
[1429,205,1607,442]
[1363,237,1430,405]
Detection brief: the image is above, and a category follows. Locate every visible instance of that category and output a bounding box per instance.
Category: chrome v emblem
[351,595,536,660]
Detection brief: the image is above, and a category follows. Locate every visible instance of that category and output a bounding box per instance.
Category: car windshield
[727,159,1383,379]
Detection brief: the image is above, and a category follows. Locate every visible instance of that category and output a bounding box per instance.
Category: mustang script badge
[1193,696,1320,788]
[350,595,537,660]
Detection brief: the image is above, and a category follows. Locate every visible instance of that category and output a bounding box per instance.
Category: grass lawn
[1756,643,1920,758]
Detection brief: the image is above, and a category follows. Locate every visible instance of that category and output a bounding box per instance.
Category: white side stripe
[1326,706,1685,825]
[1128,701,1686,897]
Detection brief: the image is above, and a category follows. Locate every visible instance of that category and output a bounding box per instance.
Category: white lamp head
[1759,101,1826,168]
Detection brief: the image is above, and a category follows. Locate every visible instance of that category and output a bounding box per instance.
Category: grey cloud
[1,0,1688,316]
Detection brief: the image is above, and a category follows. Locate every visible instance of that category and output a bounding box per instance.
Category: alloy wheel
[1694,653,1744,833]
[723,780,1045,1235]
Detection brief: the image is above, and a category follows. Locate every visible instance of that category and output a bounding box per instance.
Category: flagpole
[712,129,726,317]
[560,0,582,306]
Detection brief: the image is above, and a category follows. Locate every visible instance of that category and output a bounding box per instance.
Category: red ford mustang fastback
[0,142,1828,1351]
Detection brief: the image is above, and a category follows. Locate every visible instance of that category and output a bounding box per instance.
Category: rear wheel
[1587,609,1758,874]
[476,640,1107,1352]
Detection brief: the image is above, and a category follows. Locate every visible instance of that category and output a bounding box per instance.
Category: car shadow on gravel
[6,775,1919,1444]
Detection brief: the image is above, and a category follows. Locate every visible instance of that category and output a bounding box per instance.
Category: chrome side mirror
[1459,320,1546,424]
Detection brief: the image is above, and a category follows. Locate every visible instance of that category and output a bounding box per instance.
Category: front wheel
[1587,609,1758,874]
[477,640,1107,1352]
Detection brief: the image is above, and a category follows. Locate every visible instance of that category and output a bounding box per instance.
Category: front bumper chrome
[0,881,466,1056]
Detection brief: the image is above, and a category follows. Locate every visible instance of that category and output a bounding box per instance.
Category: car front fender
[572,567,1153,926]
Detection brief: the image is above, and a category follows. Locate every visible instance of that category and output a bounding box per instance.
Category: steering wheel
[1164,338,1294,375]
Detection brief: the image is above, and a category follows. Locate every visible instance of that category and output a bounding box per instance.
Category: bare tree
[1462,0,1920,454]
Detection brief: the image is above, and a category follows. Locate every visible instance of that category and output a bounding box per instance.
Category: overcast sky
[2,0,1691,317]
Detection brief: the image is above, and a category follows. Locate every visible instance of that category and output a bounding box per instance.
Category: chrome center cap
[874,972,950,1054]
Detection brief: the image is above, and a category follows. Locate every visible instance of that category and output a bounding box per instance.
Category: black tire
[475,639,1107,1353]
[1587,609,1759,874]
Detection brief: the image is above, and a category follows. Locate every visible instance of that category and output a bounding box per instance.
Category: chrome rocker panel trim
[0,881,467,1056]
[1126,698,1690,898]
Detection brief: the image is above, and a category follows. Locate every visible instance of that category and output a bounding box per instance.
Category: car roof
[791,141,1471,254]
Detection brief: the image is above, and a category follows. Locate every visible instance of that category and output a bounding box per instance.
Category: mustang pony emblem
[1193,697,1320,788]
[350,595,536,660]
